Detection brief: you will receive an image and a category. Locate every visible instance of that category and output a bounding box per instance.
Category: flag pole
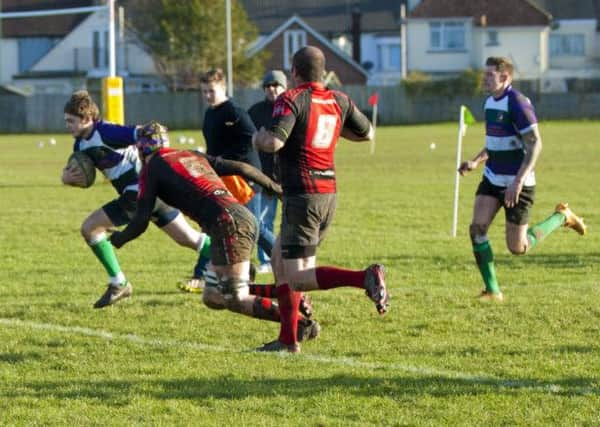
[370,103,378,154]
[452,105,466,238]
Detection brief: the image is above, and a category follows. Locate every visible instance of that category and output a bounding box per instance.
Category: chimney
[351,8,361,63]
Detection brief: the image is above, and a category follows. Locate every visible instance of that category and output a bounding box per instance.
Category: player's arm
[340,97,374,142]
[458,148,489,176]
[209,155,282,198]
[109,167,157,248]
[97,121,139,148]
[505,125,542,207]
[253,96,295,153]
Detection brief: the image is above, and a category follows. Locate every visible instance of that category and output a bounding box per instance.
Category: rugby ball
[67,151,96,188]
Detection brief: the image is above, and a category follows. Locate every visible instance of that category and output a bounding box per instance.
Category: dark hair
[292,46,325,82]
[200,68,226,85]
[485,56,514,76]
[64,90,100,120]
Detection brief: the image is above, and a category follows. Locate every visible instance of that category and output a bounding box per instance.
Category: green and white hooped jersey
[73,120,141,194]
[483,85,538,188]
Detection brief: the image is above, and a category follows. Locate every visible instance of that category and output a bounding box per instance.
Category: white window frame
[283,30,307,70]
[550,33,585,57]
[376,41,401,72]
[429,21,466,51]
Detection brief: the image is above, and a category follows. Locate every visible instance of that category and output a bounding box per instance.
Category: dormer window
[283,30,307,70]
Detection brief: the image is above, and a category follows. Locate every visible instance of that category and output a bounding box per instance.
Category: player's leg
[84,194,135,308]
[470,185,503,300]
[151,199,211,292]
[523,202,586,251]
[505,185,535,255]
[245,190,275,261]
[257,194,277,272]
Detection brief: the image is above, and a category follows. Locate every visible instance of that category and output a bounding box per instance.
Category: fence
[1,85,600,133]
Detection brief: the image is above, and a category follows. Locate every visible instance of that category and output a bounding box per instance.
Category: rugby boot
[364,264,389,315]
[93,282,132,308]
[478,289,504,302]
[299,293,313,318]
[555,203,587,236]
[297,318,321,342]
[178,277,205,294]
[256,339,300,353]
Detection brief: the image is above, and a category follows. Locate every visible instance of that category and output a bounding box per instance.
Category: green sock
[200,234,211,258]
[90,236,126,285]
[473,240,500,294]
[526,212,566,250]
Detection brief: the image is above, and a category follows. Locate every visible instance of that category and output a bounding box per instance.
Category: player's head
[292,46,325,85]
[136,121,169,159]
[201,68,228,107]
[484,56,513,95]
[262,70,287,102]
[63,90,99,138]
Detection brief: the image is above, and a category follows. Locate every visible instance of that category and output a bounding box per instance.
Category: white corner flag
[451,105,476,237]
[368,92,379,154]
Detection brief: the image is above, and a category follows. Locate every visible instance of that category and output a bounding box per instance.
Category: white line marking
[0,318,591,395]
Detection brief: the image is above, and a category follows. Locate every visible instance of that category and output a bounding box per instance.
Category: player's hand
[504,180,523,208]
[61,165,86,187]
[458,160,477,176]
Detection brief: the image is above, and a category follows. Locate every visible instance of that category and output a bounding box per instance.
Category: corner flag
[452,105,477,237]
[368,92,379,155]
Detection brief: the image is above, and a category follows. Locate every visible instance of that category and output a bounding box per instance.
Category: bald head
[292,46,325,83]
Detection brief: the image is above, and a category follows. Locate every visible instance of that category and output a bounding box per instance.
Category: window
[550,34,584,56]
[18,38,59,73]
[283,30,307,70]
[377,43,401,71]
[487,30,499,46]
[429,21,465,50]
[93,30,109,68]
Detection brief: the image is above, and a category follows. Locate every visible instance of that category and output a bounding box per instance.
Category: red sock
[277,284,300,345]
[315,266,366,290]
[252,296,280,322]
[248,283,277,298]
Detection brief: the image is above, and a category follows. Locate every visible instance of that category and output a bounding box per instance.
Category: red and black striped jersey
[269,82,371,195]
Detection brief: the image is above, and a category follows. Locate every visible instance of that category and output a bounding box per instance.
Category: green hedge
[402,69,483,97]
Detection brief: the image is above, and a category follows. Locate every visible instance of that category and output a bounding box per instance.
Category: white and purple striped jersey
[73,120,140,194]
[483,85,538,187]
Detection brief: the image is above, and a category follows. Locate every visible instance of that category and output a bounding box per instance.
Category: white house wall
[549,20,596,69]
[0,39,19,84]
[406,18,472,73]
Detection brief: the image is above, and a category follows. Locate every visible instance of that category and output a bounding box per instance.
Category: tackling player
[61,91,211,308]
[109,122,320,341]
[458,56,586,301]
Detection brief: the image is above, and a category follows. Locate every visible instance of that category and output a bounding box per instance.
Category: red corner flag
[368,92,379,106]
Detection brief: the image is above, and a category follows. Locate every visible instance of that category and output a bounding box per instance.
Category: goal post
[0,0,124,124]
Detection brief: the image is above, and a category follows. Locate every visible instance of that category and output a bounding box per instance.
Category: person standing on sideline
[253,46,389,353]
[183,68,276,292]
[248,70,287,274]
[61,91,211,308]
[458,56,586,302]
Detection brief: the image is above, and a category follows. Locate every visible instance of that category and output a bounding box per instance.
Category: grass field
[1,122,599,425]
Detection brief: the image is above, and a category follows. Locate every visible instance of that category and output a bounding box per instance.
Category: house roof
[248,14,368,77]
[529,0,598,20]
[240,0,404,36]
[409,0,552,27]
[1,0,98,37]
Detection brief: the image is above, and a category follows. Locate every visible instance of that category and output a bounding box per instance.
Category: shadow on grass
[3,373,598,402]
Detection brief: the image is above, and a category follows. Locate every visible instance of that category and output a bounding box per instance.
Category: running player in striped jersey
[459,56,586,301]
[61,91,211,308]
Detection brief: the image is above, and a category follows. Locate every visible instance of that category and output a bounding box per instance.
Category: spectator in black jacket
[247,70,287,274]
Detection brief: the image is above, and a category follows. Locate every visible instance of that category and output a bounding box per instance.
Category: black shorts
[103,190,179,228]
[476,176,535,225]
[206,204,258,266]
[280,193,337,259]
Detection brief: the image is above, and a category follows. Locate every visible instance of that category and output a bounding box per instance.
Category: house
[241,0,405,85]
[247,14,369,85]
[0,0,160,94]
[406,0,553,80]
[530,0,600,82]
